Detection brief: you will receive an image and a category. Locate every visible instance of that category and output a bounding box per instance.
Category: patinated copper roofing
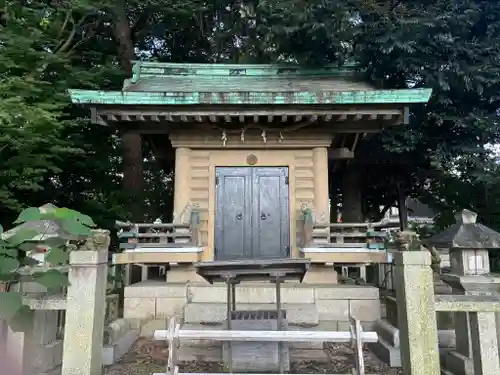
[69,61,432,106]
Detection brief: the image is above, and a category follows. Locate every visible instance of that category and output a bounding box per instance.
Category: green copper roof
[69,61,433,106]
[69,88,432,106]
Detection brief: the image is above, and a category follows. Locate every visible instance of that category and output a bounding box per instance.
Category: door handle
[260,213,268,220]
[236,213,243,220]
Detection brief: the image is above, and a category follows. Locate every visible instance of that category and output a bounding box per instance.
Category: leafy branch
[0,204,96,331]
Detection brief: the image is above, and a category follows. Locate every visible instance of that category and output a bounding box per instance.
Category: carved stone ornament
[247,154,258,165]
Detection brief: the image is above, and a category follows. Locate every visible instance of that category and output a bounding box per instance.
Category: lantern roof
[425,209,500,250]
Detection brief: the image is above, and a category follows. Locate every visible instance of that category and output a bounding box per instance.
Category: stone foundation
[124,281,381,334]
[302,264,338,284]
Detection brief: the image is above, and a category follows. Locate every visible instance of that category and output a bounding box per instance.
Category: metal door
[214,167,290,260]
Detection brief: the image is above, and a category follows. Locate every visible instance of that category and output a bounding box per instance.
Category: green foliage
[0,205,95,331]
[1,0,500,263]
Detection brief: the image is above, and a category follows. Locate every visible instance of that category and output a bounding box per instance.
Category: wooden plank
[300,251,387,263]
[136,233,191,238]
[350,317,365,375]
[154,329,378,343]
[116,221,190,229]
[113,251,203,264]
[100,108,403,117]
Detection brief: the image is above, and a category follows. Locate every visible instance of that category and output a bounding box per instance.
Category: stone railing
[117,208,201,250]
[392,251,500,375]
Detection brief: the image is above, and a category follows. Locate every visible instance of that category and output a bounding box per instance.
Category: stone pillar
[62,230,109,375]
[393,251,440,375]
[312,147,329,222]
[122,132,143,220]
[6,283,63,375]
[469,311,500,375]
[341,166,363,222]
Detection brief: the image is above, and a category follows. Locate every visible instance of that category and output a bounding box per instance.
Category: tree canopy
[1,0,500,230]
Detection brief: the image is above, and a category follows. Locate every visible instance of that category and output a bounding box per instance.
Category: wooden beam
[299,250,388,263]
[154,328,378,343]
[113,250,203,264]
[99,108,403,118]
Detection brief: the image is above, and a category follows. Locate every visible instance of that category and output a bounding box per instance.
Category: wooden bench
[154,316,378,375]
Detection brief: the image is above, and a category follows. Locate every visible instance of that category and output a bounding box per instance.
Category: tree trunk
[122,132,144,220]
[342,166,363,222]
[112,1,135,74]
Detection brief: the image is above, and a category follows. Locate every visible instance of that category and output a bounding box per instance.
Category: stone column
[393,251,440,375]
[469,311,500,375]
[62,230,109,375]
[312,147,329,222]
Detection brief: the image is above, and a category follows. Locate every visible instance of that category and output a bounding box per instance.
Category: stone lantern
[425,209,500,375]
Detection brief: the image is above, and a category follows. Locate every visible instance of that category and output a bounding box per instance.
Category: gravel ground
[102,339,402,375]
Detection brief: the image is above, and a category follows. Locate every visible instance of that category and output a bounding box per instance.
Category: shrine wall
[169,129,333,260]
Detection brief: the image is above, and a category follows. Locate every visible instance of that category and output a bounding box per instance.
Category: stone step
[368,338,401,368]
[373,319,399,348]
[183,303,319,326]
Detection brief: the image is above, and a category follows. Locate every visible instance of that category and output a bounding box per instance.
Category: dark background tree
[2,0,500,232]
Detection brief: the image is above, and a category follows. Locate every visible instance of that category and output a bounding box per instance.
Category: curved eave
[68,88,432,106]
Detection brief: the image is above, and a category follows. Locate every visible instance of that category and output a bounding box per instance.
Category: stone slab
[140,319,168,337]
[184,303,319,325]
[369,338,401,368]
[124,281,188,298]
[446,350,474,375]
[316,300,349,321]
[124,297,156,320]
[349,299,381,322]
[102,329,139,365]
[155,297,186,318]
[374,319,399,348]
[314,285,380,300]
[188,284,315,304]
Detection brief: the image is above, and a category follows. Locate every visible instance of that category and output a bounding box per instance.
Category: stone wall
[123,281,381,335]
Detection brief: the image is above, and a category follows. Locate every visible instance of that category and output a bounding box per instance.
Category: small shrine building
[69,62,431,283]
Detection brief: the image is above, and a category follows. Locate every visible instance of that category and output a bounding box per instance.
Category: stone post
[62,230,109,375]
[393,251,440,375]
[469,311,500,374]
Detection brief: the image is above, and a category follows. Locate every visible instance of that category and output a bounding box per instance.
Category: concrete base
[124,281,381,330]
[302,264,338,284]
[167,264,206,283]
